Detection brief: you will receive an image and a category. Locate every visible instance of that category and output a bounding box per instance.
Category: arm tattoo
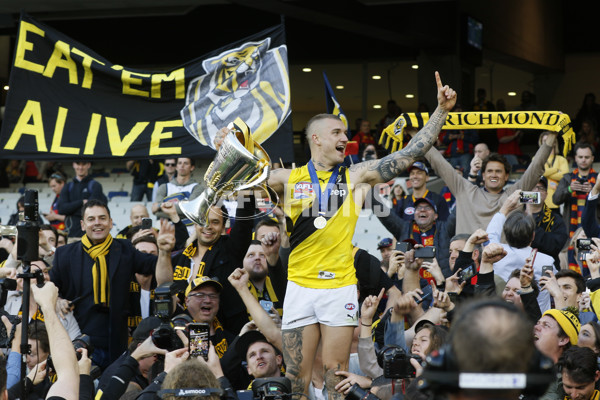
[374,107,448,181]
[282,327,307,397]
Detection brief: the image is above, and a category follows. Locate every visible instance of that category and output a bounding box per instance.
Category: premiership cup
[179,119,271,226]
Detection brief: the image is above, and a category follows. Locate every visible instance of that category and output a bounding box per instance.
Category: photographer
[95,317,167,399]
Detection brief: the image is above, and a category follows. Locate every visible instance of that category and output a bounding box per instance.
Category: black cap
[132,316,162,341]
[538,176,548,189]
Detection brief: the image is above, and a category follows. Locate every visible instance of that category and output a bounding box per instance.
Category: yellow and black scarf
[82,234,113,307]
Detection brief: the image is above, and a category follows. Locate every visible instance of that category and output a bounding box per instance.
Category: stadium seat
[108,191,128,200]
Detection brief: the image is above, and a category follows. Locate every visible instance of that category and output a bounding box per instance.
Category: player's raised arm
[349,71,457,185]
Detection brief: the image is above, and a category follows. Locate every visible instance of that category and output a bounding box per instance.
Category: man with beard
[398,162,449,222]
[554,142,597,240]
[242,240,284,316]
[162,202,255,334]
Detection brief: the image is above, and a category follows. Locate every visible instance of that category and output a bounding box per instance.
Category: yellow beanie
[543,309,581,345]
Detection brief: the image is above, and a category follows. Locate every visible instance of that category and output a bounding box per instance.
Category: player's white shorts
[281,281,358,330]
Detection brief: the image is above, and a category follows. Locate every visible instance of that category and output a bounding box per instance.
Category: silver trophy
[179,119,271,226]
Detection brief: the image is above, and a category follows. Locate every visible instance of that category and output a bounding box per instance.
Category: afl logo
[404,206,415,215]
[345,303,356,310]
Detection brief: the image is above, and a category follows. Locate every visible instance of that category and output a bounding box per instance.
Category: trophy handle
[236,160,270,191]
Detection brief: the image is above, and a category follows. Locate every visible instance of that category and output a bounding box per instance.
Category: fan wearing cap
[184,276,251,390]
[236,331,283,380]
[398,162,449,222]
[377,238,396,274]
[533,309,581,399]
[525,176,568,268]
[374,195,452,278]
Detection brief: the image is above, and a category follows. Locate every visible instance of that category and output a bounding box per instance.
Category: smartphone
[414,246,436,259]
[458,265,476,283]
[529,248,538,265]
[188,323,210,360]
[542,265,553,278]
[259,300,273,314]
[519,191,541,204]
[416,291,431,305]
[395,242,411,253]
[577,238,592,251]
[141,218,153,230]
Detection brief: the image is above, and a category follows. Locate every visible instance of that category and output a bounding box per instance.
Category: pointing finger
[435,71,442,89]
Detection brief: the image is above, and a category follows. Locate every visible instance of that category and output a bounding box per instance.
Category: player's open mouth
[336,145,345,154]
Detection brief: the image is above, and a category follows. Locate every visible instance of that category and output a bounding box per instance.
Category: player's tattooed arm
[349,71,456,185]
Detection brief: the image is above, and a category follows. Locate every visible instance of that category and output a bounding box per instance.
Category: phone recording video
[458,265,476,283]
[188,323,210,360]
[519,191,541,204]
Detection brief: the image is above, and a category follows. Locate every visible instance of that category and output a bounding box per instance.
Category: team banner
[380,111,576,156]
[0,13,294,161]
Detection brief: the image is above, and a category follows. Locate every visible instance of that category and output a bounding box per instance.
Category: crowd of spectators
[2,84,600,400]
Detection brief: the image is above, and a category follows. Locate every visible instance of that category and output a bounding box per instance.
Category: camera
[152,282,185,351]
[346,384,380,400]
[252,378,292,400]
[46,334,94,370]
[377,345,422,379]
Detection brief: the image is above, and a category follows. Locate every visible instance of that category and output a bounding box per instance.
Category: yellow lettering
[42,40,78,84]
[71,48,105,89]
[150,120,183,155]
[105,117,148,156]
[14,21,46,73]
[122,70,150,97]
[83,113,102,155]
[151,68,186,99]
[50,107,80,154]
[4,100,47,151]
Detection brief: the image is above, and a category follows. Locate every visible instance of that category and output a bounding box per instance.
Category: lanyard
[307,160,340,213]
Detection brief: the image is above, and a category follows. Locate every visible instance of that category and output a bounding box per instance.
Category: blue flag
[323,72,350,136]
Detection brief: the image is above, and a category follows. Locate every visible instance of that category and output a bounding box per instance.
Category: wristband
[568,186,573,193]
[360,321,371,327]
[468,174,477,179]
[436,282,446,291]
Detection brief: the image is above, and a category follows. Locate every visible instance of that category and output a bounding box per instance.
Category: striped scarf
[568,169,597,237]
[82,234,113,307]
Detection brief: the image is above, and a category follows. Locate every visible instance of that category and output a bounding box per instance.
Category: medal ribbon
[307,160,340,214]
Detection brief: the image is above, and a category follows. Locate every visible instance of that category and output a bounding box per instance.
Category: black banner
[0,13,294,161]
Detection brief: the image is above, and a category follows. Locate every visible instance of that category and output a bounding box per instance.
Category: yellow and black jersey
[284,164,360,289]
